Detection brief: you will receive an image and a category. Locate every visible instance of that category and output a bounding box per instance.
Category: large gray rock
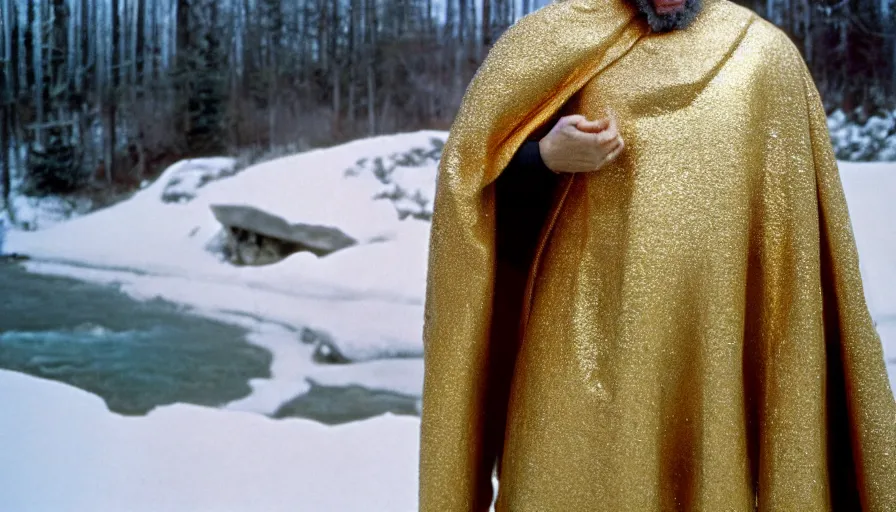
[209,204,357,265]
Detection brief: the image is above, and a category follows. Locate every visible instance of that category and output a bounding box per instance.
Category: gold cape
[419,0,896,510]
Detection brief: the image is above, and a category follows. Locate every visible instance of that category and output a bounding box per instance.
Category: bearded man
[418,0,896,510]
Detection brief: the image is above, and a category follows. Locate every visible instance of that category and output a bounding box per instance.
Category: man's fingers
[602,139,625,164]
[582,128,619,145]
[598,129,620,145]
[576,117,611,133]
[604,136,623,153]
[560,114,587,127]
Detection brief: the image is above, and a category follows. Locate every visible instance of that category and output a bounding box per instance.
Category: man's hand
[538,113,625,174]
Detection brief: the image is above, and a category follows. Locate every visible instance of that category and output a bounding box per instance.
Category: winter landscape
[0,132,441,511]
[2,0,896,510]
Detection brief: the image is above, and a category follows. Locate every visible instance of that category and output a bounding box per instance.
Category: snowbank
[838,161,896,393]
[7,135,441,304]
[838,162,896,318]
[0,369,420,512]
[8,132,444,362]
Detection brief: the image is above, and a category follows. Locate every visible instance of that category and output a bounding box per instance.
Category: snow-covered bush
[343,137,443,221]
[160,158,238,203]
[828,108,896,161]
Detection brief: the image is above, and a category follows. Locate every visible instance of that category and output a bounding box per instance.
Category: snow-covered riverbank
[6,131,444,413]
[0,369,421,512]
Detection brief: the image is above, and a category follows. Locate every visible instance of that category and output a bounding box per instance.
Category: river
[0,260,419,424]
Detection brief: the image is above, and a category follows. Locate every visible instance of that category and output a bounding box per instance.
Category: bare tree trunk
[175,0,190,150]
[348,0,359,126]
[1,0,11,209]
[135,0,145,88]
[366,0,377,135]
[456,0,467,97]
[0,40,8,208]
[8,0,22,195]
[318,0,328,74]
[0,113,8,210]
[66,0,77,92]
[331,0,341,136]
[32,1,45,148]
[104,0,119,183]
[48,0,69,118]
[17,0,28,98]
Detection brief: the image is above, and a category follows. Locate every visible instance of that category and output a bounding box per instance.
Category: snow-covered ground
[0,369,421,512]
[1,132,894,511]
[838,162,896,393]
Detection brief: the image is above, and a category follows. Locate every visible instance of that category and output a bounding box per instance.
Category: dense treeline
[742,0,895,112]
[0,0,893,206]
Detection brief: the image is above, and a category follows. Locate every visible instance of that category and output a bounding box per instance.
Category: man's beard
[630,0,704,33]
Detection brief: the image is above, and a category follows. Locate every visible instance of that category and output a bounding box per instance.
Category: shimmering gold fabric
[419,0,896,510]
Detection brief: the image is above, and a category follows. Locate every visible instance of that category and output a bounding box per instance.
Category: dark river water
[0,261,418,423]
